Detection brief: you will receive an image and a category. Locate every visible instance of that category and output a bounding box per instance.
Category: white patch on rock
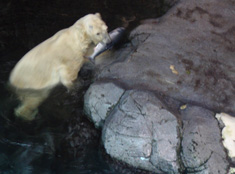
[216,113,235,159]
[229,167,235,174]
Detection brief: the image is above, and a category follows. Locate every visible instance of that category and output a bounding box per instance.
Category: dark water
[0,1,173,173]
[0,49,154,174]
[0,58,119,174]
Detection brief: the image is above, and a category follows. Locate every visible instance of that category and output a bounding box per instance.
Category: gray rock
[99,89,230,173]
[180,105,229,174]
[97,0,235,115]
[102,90,181,174]
[84,82,125,128]
[84,0,234,173]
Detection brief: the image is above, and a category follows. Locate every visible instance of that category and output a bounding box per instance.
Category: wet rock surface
[84,0,235,173]
[96,0,235,115]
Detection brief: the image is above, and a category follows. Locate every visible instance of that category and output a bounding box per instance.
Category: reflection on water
[0,58,120,174]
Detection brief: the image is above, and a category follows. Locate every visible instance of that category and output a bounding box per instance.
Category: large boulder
[84,83,229,173]
[96,0,235,115]
[102,90,180,174]
[84,0,235,173]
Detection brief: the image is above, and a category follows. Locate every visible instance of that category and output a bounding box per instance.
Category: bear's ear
[95,13,101,18]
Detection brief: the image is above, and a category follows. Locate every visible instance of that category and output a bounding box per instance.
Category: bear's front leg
[15,104,38,121]
[59,66,79,90]
[15,93,47,121]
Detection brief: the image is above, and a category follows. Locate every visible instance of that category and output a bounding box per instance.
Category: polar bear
[9,13,110,121]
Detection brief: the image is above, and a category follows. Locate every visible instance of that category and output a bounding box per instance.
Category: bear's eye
[96,32,100,36]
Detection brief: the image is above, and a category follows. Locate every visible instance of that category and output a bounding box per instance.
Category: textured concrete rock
[180,106,229,174]
[84,0,234,173]
[97,0,235,115]
[102,90,180,174]
[84,82,125,128]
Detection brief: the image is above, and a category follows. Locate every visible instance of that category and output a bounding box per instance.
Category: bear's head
[83,13,111,45]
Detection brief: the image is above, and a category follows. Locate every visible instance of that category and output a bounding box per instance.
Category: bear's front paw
[15,106,38,121]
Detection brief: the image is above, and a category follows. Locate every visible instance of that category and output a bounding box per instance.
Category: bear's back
[9,29,71,89]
